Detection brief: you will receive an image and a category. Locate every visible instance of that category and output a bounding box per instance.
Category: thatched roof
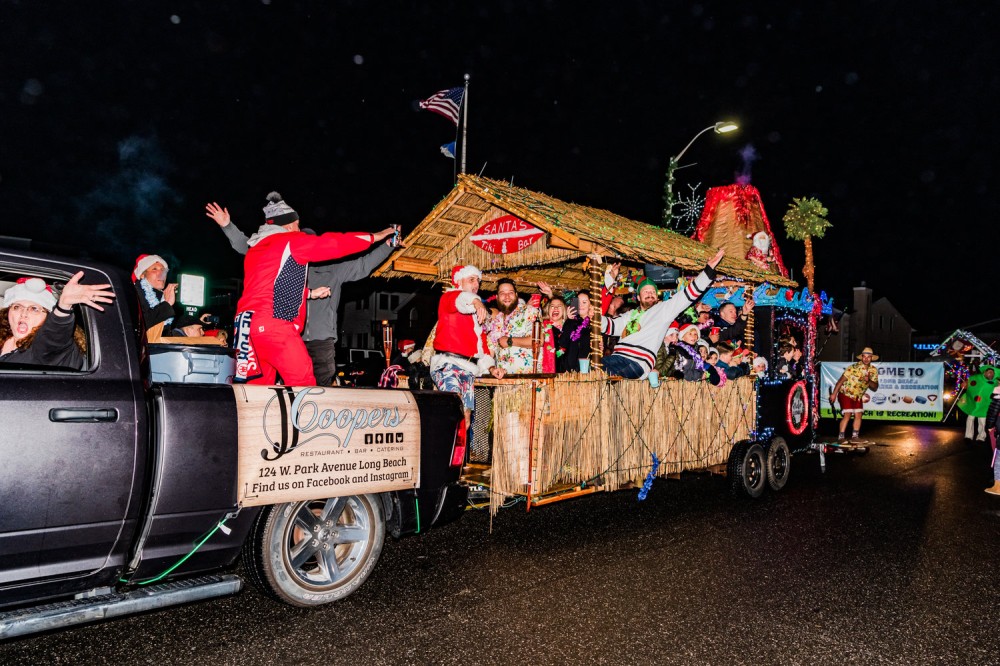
[373,174,796,291]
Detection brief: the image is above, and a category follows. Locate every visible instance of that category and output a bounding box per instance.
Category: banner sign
[234,385,421,507]
[819,362,945,421]
[469,214,545,254]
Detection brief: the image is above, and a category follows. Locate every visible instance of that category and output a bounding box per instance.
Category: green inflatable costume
[957,364,998,418]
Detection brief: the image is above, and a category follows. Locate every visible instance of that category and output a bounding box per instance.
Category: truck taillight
[450,418,468,467]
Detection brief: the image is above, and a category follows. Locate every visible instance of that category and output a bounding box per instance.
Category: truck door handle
[49,408,119,423]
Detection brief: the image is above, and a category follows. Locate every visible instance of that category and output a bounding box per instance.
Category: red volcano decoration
[692,184,789,278]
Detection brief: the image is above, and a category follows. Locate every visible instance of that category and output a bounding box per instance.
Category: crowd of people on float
[0,190,819,399]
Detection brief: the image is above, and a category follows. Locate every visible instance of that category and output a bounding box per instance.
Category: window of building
[379,293,389,310]
[358,332,369,349]
[390,294,400,310]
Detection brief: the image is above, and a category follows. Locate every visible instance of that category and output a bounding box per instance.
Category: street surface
[2,422,998,665]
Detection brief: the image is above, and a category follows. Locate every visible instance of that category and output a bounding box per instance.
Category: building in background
[338,283,437,352]
[816,283,913,362]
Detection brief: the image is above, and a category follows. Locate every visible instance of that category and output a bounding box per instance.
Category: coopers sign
[234,385,421,506]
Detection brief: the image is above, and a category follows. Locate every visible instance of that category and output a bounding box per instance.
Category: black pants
[305,338,337,386]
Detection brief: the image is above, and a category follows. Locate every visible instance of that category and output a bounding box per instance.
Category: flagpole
[460,73,470,175]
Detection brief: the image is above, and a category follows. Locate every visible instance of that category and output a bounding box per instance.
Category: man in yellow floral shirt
[831,346,880,443]
[487,279,543,374]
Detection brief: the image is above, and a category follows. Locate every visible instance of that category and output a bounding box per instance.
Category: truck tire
[242,494,385,607]
[728,441,767,499]
[766,437,791,492]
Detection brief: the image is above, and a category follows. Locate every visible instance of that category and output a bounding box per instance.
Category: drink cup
[578,358,591,374]
[647,370,660,387]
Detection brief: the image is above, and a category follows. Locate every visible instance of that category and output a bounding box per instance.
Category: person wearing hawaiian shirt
[486,278,542,375]
[831,346,880,443]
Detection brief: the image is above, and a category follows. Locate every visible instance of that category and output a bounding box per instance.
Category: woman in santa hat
[0,272,115,369]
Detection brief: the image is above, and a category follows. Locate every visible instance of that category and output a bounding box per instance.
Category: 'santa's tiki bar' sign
[234,385,421,507]
[469,214,545,254]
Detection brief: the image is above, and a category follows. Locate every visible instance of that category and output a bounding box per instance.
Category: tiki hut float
[374,175,816,514]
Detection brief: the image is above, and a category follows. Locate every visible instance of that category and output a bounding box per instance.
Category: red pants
[248,317,315,386]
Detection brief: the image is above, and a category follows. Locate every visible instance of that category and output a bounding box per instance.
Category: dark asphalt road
[2,422,998,665]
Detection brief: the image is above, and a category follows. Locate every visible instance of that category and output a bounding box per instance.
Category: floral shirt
[486,302,541,374]
[841,362,878,400]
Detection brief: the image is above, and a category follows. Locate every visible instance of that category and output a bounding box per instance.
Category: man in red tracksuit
[235,191,394,385]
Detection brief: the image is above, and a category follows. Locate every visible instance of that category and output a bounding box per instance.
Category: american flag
[419,86,464,125]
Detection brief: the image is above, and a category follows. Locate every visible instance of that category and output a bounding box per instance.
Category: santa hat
[665,321,681,338]
[263,191,299,226]
[678,322,699,339]
[397,339,416,352]
[3,277,57,312]
[450,264,482,286]
[133,254,168,283]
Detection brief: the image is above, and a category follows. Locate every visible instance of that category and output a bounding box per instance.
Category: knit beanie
[263,191,299,226]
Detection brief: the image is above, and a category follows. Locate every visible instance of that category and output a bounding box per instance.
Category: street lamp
[661,121,739,228]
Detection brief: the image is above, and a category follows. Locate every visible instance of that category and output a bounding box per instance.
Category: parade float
[374,174,833,514]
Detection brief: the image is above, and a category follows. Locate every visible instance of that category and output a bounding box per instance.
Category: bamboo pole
[588,253,603,370]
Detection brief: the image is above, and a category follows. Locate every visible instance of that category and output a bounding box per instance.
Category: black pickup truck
[0,247,468,639]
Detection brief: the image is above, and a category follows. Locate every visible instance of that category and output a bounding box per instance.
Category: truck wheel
[243,494,385,607]
[766,437,791,491]
[728,441,767,499]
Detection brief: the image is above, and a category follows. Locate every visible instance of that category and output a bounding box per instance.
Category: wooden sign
[469,214,545,254]
[234,385,421,507]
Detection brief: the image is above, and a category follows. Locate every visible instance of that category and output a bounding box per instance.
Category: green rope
[121,517,230,586]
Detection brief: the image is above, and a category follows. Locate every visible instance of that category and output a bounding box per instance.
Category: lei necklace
[623,309,643,336]
[570,317,590,342]
[544,322,564,357]
[673,341,705,371]
[139,278,173,328]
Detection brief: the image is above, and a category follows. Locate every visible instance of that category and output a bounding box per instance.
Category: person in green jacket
[957,364,998,442]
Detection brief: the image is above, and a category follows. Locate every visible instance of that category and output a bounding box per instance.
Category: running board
[0,575,242,640]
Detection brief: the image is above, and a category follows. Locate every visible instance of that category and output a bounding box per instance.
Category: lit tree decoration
[782,196,831,294]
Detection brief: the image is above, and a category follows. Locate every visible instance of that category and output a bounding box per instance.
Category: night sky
[4,1,997,333]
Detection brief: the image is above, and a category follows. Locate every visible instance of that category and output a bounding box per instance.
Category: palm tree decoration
[782,197,831,294]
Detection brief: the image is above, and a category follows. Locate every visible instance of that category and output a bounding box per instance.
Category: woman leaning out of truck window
[0,272,115,369]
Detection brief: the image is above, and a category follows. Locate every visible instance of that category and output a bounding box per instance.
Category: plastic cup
[647,370,660,387]
[578,358,591,374]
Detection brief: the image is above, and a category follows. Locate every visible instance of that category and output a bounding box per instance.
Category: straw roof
[373,174,796,291]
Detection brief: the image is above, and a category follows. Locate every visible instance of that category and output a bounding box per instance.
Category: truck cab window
[0,271,94,372]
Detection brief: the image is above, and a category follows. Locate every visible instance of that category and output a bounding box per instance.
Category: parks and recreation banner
[819,362,945,422]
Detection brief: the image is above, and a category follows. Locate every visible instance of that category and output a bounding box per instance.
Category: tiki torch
[382,320,392,369]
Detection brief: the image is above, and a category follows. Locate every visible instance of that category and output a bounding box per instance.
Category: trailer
[374,175,832,513]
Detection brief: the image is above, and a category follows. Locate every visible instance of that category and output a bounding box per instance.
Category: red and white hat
[3,277,57,312]
[678,322,699,338]
[451,264,482,286]
[665,321,681,338]
[132,254,168,282]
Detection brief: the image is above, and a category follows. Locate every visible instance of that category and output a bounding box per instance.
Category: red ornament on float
[470,215,545,254]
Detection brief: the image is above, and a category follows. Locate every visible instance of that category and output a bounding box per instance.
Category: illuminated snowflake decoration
[667,183,705,235]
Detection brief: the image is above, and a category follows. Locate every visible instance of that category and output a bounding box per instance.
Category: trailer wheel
[728,441,767,499]
[242,494,385,607]
[766,437,792,491]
